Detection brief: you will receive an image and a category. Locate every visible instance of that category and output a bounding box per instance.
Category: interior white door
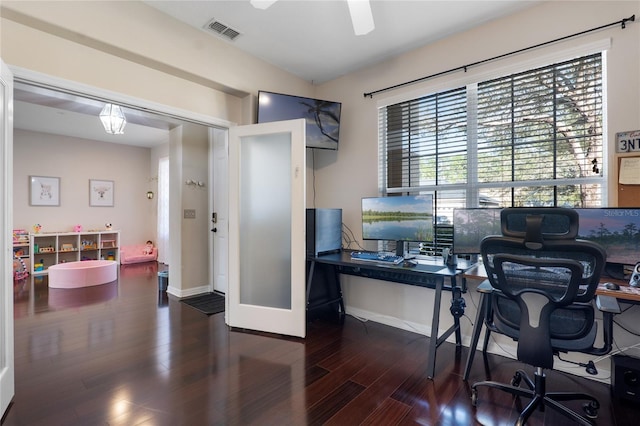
[211,127,229,295]
[0,59,15,418]
[227,119,306,338]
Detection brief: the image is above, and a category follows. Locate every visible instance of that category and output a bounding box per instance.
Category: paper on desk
[619,157,640,184]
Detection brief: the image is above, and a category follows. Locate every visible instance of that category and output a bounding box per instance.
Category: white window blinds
[378,53,604,252]
[379,52,603,211]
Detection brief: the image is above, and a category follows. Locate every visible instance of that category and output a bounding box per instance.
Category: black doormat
[181,292,225,315]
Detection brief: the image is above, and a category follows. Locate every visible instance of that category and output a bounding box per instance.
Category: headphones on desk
[630,263,640,287]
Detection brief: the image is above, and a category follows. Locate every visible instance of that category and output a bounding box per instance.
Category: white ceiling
[14,0,540,146]
[144,0,540,84]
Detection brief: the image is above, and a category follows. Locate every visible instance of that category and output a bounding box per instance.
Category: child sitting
[143,240,154,255]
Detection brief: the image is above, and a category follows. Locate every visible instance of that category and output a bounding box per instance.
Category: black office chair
[469,207,617,426]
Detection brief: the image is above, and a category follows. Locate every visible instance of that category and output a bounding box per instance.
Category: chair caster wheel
[471,388,478,407]
[511,371,522,387]
[583,400,599,419]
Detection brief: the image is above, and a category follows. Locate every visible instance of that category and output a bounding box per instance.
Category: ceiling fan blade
[347,0,375,35]
[250,0,278,10]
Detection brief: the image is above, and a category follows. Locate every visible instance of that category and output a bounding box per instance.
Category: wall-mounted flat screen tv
[257,90,341,150]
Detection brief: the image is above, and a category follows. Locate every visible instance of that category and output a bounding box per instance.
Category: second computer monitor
[362,195,434,255]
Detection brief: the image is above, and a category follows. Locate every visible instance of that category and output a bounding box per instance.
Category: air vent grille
[204,19,241,41]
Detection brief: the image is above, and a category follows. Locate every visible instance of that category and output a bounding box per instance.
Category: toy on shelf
[13,229,29,244]
[13,255,29,280]
[39,246,55,253]
[81,240,97,250]
[101,240,116,249]
[105,223,113,230]
[33,224,42,234]
[74,224,82,232]
[60,243,76,252]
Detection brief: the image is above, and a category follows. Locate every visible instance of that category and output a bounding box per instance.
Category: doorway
[11,68,232,295]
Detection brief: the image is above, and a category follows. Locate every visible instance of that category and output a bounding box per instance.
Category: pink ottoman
[48,260,118,289]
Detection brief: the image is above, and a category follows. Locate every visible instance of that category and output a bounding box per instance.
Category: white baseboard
[167,284,211,298]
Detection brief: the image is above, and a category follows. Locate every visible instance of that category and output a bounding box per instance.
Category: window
[378,53,604,252]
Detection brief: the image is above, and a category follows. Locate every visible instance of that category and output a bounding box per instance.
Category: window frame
[376,41,610,253]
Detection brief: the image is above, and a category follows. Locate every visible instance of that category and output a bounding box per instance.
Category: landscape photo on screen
[362,195,434,242]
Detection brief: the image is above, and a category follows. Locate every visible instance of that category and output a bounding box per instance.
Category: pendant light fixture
[99,103,127,134]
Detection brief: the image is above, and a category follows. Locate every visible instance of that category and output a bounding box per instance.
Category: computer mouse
[604,282,620,291]
[403,260,417,268]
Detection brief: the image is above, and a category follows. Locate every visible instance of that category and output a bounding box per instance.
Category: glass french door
[227,119,306,338]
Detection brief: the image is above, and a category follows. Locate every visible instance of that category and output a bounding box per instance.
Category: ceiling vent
[204,19,241,41]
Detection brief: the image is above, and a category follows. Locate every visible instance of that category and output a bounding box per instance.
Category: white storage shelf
[30,231,120,275]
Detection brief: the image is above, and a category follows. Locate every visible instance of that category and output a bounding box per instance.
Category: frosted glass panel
[239,133,292,309]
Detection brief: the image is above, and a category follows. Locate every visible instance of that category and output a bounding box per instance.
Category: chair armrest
[596,295,621,314]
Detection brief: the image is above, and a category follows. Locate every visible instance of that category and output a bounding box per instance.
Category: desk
[308,250,476,379]
[462,263,628,381]
[464,263,640,302]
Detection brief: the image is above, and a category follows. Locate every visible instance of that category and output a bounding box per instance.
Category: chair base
[471,368,599,426]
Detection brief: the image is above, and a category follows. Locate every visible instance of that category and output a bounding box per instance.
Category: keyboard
[350,251,404,265]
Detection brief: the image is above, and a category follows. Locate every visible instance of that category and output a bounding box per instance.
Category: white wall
[13,129,154,245]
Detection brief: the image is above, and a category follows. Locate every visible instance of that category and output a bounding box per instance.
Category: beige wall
[179,123,210,292]
[13,129,154,245]
[3,0,640,381]
[1,0,314,294]
[312,0,640,382]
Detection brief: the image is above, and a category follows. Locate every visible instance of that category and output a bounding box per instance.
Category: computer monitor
[452,208,502,255]
[453,207,640,276]
[575,208,640,267]
[361,195,434,256]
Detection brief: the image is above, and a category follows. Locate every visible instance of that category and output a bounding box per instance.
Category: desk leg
[452,277,462,347]
[426,277,444,380]
[306,260,316,308]
[332,265,346,323]
[463,292,487,381]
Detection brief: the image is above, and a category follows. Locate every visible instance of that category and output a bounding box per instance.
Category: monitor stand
[395,241,405,258]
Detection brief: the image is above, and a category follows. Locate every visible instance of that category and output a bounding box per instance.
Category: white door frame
[10,66,235,295]
[1,59,15,419]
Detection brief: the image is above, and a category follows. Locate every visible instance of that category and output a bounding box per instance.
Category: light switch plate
[184,209,196,219]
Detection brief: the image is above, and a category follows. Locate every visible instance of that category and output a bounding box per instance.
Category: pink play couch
[120,245,158,265]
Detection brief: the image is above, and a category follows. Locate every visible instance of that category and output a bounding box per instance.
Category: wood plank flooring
[3,261,639,425]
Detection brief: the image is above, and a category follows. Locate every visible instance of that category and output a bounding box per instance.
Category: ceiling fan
[250,0,375,36]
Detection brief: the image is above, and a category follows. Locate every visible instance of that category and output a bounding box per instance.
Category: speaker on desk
[612,353,640,402]
[306,208,342,257]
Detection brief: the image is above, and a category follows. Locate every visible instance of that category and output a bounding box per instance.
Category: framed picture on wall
[89,179,114,207]
[29,176,60,206]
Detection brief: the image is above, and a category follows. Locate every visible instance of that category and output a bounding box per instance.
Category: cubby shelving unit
[29,230,120,275]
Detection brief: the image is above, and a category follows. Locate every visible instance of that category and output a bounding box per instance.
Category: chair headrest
[500,207,579,244]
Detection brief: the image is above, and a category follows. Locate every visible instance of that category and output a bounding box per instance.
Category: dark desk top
[464,263,640,303]
[311,251,475,278]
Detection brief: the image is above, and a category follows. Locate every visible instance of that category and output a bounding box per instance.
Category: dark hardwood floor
[3,261,638,425]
